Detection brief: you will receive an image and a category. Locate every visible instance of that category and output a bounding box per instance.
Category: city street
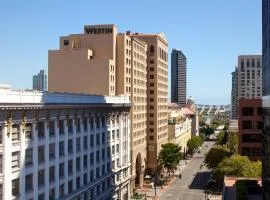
[160,141,215,200]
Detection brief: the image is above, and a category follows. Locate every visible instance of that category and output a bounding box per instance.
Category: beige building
[48,25,169,189]
[168,104,192,154]
[131,33,169,172]
[49,24,117,96]
[116,33,148,188]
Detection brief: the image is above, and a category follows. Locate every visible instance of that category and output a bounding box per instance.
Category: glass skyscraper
[171,49,187,106]
[262,0,270,199]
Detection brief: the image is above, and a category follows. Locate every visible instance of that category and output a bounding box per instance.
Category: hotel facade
[48,24,168,188]
[0,86,131,200]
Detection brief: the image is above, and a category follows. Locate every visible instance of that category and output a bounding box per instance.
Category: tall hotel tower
[132,33,169,172]
[48,25,168,190]
[262,0,270,199]
[171,49,187,106]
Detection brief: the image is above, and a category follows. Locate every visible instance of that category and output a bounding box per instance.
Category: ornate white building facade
[0,86,131,200]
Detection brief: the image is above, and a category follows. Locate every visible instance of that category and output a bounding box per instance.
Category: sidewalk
[134,159,191,200]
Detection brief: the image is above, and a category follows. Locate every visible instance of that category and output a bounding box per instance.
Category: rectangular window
[11,124,20,141]
[102,116,105,127]
[242,107,254,116]
[38,169,45,188]
[49,143,55,160]
[38,193,45,200]
[76,138,81,153]
[84,173,88,185]
[68,119,73,133]
[49,166,55,183]
[107,162,111,173]
[76,157,81,172]
[102,132,105,144]
[12,151,20,171]
[102,164,105,176]
[63,40,69,46]
[90,135,94,147]
[90,118,94,129]
[97,184,100,195]
[59,163,64,178]
[96,133,100,145]
[59,184,65,198]
[38,122,45,138]
[59,120,65,135]
[242,120,253,129]
[116,144,119,154]
[76,177,80,189]
[68,160,73,175]
[49,121,55,137]
[68,180,73,193]
[102,148,105,161]
[112,146,115,155]
[83,117,88,131]
[96,167,100,178]
[25,123,32,139]
[90,170,94,182]
[49,188,55,200]
[242,134,262,143]
[59,141,65,157]
[25,148,33,166]
[112,130,115,140]
[25,174,33,192]
[12,178,19,196]
[76,118,81,132]
[96,118,100,129]
[83,155,87,168]
[107,147,111,158]
[68,140,73,154]
[96,151,100,163]
[38,146,45,164]
[90,152,94,165]
[84,136,88,150]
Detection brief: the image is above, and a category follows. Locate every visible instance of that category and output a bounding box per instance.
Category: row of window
[242,120,263,130]
[242,107,262,116]
[18,173,112,200]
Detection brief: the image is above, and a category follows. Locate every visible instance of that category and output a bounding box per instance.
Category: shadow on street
[188,171,210,190]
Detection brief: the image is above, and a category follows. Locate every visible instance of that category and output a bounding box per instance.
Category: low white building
[168,104,193,154]
[0,86,131,200]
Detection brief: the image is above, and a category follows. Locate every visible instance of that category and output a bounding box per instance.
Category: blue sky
[0,0,261,104]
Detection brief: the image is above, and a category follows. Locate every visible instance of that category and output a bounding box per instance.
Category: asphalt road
[160,141,215,200]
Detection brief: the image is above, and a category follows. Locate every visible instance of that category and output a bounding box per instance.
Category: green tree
[214,154,262,186]
[158,143,182,177]
[227,132,238,154]
[187,136,203,155]
[216,131,225,145]
[204,145,230,169]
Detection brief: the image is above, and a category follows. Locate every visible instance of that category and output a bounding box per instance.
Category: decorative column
[54,119,60,199]
[72,118,76,190]
[19,120,26,200]
[44,120,50,197]
[32,120,38,200]
[3,121,12,200]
